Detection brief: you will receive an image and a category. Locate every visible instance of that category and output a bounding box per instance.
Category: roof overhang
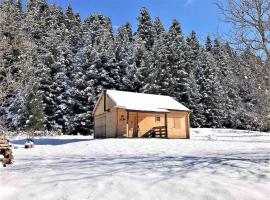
[116,107,191,113]
[122,108,169,113]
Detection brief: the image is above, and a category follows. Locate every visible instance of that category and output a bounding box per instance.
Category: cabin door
[128,113,138,137]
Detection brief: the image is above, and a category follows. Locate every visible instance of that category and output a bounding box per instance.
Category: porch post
[126,110,129,137]
[165,113,168,138]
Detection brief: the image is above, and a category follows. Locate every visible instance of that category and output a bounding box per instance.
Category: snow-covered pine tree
[69,45,96,134]
[205,35,212,52]
[22,0,57,131]
[136,7,155,51]
[185,31,206,127]
[198,49,223,128]
[70,14,118,134]
[153,17,165,36]
[165,20,188,101]
[202,35,225,127]
[114,23,135,91]
[23,1,79,133]
[43,4,70,132]
[62,4,83,134]
[64,4,82,54]
[222,43,249,128]
[212,39,243,127]
[133,36,153,92]
[85,14,119,96]
[143,17,169,95]
[0,0,36,130]
[133,9,156,92]
[21,82,45,131]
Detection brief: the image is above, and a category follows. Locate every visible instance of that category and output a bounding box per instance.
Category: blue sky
[45,0,229,42]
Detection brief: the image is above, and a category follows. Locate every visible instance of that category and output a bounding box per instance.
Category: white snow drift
[1,128,269,200]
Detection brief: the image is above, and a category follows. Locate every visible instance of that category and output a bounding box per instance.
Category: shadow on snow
[11,138,93,146]
[11,152,270,184]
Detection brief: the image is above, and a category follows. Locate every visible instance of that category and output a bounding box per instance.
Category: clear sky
[45,0,229,42]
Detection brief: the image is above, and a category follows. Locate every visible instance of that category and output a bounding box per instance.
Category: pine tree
[153,17,165,36]
[64,4,82,52]
[143,17,169,95]
[198,50,223,128]
[165,20,187,101]
[21,83,45,131]
[133,37,153,92]
[133,8,158,92]
[205,35,212,52]
[212,39,243,127]
[23,0,56,130]
[84,14,118,94]
[185,31,206,127]
[115,23,135,91]
[0,0,35,130]
[69,14,118,134]
[136,7,155,51]
[62,4,83,133]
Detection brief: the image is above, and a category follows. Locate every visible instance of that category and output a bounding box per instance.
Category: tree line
[0,0,269,134]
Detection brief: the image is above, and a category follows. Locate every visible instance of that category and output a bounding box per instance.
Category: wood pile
[0,135,14,167]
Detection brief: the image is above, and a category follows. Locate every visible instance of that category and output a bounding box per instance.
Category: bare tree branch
[216,0,270,63]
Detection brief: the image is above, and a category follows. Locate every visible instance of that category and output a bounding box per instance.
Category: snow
[1,129,270,200]
[104,90,190,112]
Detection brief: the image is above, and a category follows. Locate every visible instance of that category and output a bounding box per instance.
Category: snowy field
[1,129,270,200]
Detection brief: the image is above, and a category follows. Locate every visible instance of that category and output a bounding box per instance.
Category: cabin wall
[128,112,138,137]
[105,108,117,138]
[114,110,190,139]
[167,111,189,139]
[94,94,116,116]
[137,112,165,137]
[94,95,105,116]
[115,111,166,137]
[116,108,128,137]
[94,93,117,138]
[94,114,106,138]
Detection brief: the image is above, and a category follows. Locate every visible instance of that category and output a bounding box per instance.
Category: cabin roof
[106,90,190,112]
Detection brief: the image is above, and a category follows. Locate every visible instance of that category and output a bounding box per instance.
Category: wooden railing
[141,126,167,138]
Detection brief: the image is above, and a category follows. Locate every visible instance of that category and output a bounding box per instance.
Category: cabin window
[173,118,181,128]
[155,116,161,122]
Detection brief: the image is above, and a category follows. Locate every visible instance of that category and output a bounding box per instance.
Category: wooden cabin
[93,90,190,139]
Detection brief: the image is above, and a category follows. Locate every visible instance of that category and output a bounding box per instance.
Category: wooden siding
[94,93,116,116]
[94,114,106,138]
[94,93,117,138]
[105,108,116,138]
[114,109,189,139]
[117,109,127,137]
[167,111,189,139]
[128,112,138,137]
[137,112,165,137]
[94,94,105,116]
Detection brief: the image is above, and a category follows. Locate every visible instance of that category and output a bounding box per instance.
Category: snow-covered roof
[106,90,190,112]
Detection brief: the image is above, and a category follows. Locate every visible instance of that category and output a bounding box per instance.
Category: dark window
[155,116,161,122]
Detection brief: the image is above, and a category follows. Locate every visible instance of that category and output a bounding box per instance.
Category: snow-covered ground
[1,129,270,200]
